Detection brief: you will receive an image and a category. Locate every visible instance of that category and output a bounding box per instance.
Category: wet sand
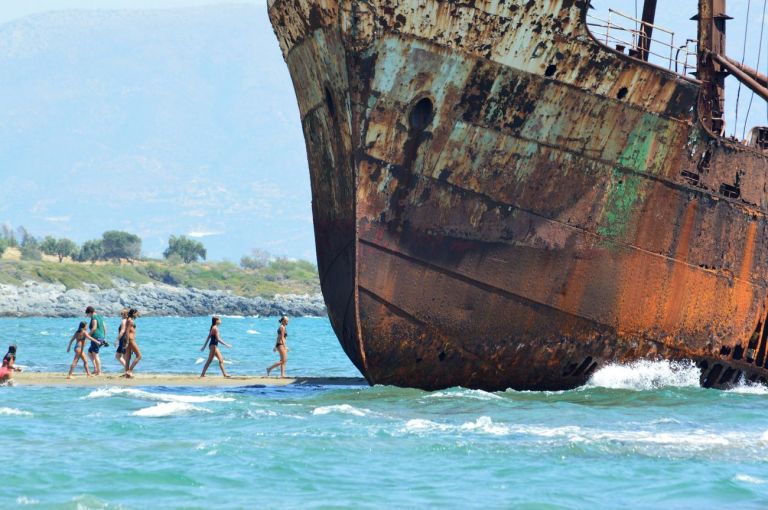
[13,372,367,387]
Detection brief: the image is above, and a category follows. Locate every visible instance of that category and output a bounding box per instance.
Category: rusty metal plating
[269,0,768,390]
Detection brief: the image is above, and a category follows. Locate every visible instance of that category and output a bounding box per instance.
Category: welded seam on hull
[319,238,356,288]
[360,238,617,328]
[402,120,765,214]
[358,239,711,359]
[357,284,481,362]
[361,154,768,290]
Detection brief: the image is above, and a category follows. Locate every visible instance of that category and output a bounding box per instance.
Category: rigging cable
[733,0,751,137]
[743,0,768,140]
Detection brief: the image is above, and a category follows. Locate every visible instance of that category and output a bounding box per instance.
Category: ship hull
[269,0,768,390]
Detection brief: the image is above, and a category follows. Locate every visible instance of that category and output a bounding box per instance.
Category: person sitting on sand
[67,321,95,379]
[85,306,108,375]
[123,309,141,378]
[0,345,22,384]
[115,308,129,367]
[267,316,289,378]
[200,316,231,378]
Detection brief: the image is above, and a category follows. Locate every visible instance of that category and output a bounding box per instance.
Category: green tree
[20,244,42,261]
[54,238,77,262]
[40,236,58,256]
[76,239,104,263]
[163,235,207,263]
[40,236,78,262]
[0,238,8,258]
[102,231,141,262]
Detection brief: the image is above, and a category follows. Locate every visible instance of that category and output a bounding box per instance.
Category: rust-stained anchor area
[269,0,768,390]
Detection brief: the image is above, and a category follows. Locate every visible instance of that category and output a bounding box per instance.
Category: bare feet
[266,367,272,377]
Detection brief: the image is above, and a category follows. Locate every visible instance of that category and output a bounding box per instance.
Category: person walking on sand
[115,309,129,367]
[85,306,108,375]
[267,316,289,378]
[123,309,141,378]
[67,322,95,378]
[200,316,231,377]
[0,345,22,384]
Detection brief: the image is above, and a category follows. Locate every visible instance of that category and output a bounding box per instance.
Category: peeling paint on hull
[268,0,768,390]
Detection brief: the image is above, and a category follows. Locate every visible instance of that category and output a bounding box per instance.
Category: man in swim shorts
[85,306,108,375]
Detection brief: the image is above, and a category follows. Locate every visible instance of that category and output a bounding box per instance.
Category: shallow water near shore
[2,317,768,509]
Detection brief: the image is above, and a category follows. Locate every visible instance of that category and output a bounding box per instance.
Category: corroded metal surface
[269,0,768,390]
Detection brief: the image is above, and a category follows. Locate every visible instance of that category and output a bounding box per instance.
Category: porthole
[409,97,434,131]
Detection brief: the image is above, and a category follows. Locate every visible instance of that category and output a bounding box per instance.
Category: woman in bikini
[123,309,142,378]
[67,321,94,378]
[0,345,21,384]
[200,316,231,377]
[115,308,128,367]
[267,316,289,378]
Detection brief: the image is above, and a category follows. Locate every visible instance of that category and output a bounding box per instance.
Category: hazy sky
[0,0,264,24]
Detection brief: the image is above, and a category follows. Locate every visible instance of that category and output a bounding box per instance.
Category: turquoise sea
[2,316,768,509]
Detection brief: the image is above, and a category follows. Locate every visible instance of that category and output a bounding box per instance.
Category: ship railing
[587,9,697,78]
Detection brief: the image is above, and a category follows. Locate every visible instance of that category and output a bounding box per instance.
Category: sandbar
[12,372,367,388]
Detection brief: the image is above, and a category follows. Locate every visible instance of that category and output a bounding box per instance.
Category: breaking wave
[312,404,372,417]
[0,407,33,417]
[132,402,210,417]
[84,387,234,403]
[586,360,701,390]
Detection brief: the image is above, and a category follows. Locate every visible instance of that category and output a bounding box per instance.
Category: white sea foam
[84,387,234,403]
[726,382,768,395]
[195,357,205,364]
[426,389,503,401]
[39,331,49,336]
[312,404,371,417]
[248,409,278,417]
[760,430,768,442]
[246,330,260,335]
[132,402,210,417]
[459,416,511,435]
[16,496,39,505]
[587,359,701,390]
[400,416,745,450]
[734,474,767,485]
[0,407,32,416]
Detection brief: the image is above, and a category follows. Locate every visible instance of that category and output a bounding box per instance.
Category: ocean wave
[726,382,768,395]
[312,404,372,417]
[400,416,750,450]
[734,474,767,484]
[587,360,701,390]
[425,388,503,401]
[0,407,32,417]
[84,387,234,403]
[133,402,211,417]
[246,329,260,335]
[16,496,39,505]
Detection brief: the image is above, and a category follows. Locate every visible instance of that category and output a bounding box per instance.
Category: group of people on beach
[61,305,290,380]
[67,306,141,379]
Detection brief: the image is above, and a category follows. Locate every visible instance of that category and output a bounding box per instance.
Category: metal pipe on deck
[711,52,768,103]
[638,0,658,61]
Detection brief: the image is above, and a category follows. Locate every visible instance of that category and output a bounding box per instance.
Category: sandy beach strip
[13,372,367,387]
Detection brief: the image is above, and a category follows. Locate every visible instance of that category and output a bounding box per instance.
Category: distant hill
[0,4,315,261]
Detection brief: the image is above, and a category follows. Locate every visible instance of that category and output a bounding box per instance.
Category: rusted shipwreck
[269,0,768,390]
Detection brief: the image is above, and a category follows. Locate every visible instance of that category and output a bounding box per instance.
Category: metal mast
[697,0,730,135]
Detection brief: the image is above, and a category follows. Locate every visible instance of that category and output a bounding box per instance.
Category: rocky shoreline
[0,281,327,318]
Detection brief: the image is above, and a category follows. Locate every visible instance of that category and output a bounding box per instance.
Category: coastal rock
[0,281,327,318]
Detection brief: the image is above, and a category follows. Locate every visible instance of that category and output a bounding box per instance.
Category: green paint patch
[598,113,664,240]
